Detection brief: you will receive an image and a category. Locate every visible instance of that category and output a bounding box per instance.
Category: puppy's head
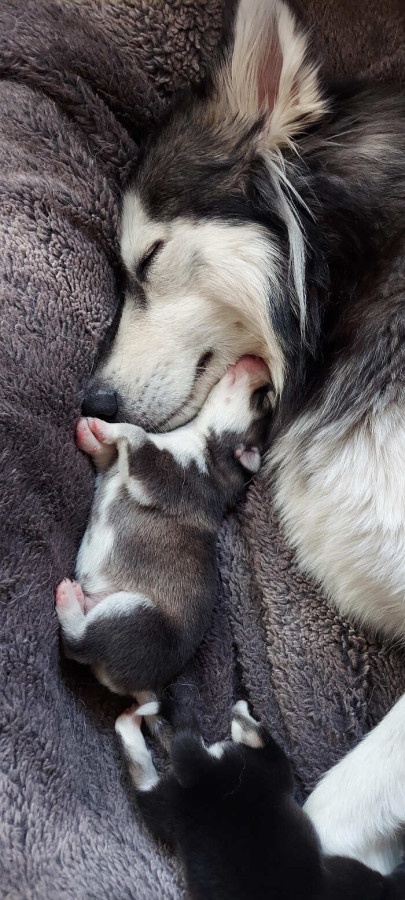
[84,0,325,430]
[196,355,271,506]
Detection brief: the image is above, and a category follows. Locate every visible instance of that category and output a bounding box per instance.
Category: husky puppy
[56,357,269,694]
[115,700,405,900]
[81,0,405,872]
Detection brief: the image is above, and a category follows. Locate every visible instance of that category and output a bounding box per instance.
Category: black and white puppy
[115,700,405,900]
[56,356,270,695]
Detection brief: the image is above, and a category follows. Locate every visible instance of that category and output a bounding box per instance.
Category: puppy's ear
[235,444,261,474]
[211,0,325,150]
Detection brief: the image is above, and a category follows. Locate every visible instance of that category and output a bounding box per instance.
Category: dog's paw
[231,701,264,748]
[304,765,404,875]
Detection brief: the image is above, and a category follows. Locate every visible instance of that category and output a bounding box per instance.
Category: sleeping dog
[116,700,405,900]
[81,0,405,872]
[56,356,270,694]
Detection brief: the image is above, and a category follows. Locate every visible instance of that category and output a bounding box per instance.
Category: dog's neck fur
[265,81,405,430]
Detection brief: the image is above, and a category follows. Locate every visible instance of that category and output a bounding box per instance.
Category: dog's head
[84,0,325,429]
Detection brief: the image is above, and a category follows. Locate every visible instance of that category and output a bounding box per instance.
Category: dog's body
[81,0,405,875]
[56,357,269,694]
[116,701,405,900]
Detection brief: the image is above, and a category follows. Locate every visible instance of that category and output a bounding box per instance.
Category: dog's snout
[82,386,118,420]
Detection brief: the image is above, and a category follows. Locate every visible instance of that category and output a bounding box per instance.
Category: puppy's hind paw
[231,701,264,749]
[136,693,174,754]
[56,578,83,613]
[116,703,143,732]
[55,579,87,644]
[116,706,159,792]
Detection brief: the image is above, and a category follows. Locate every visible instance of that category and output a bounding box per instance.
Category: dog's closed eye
[137,240,164,282]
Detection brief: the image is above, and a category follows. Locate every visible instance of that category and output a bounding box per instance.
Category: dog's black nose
[82,387,118,419]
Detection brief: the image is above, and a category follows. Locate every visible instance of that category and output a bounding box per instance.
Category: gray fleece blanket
[0,1,404,897]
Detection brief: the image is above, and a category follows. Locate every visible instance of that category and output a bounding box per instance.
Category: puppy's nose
[82,387,118,419]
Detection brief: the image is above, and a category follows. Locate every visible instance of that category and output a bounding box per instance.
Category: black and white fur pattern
[115,700,405,900]
[81,0,405,874]
[56,357,270,695]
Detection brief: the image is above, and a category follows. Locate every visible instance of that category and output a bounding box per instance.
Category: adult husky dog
[83,0,405,876]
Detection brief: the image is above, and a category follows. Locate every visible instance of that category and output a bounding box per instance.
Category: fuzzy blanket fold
[0,1,404,897]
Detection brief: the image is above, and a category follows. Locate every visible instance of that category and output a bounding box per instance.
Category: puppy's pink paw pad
[71,581,85,611]
[56,579,76,610]
[76,418,103,456]
[88,418,111,443]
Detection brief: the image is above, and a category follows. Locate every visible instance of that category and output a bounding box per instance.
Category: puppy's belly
[75,518,116,608]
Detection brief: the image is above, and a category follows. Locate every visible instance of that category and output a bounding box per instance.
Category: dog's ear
[213,0,325,150]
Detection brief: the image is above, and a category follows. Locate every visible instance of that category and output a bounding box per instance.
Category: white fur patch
[271,404,405,641]
[151,422,207,472]
[85,591,153,624]
[75,514,115,597]
[304,693,405,874]
[207,741,226,760]
[196,372,258,438]
[115,714,159,792]
[231,701,264,748]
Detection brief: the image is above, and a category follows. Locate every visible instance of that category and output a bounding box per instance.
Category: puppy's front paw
[76,417,117,469]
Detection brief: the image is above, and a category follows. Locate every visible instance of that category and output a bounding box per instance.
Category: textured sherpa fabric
[0,1,404,897]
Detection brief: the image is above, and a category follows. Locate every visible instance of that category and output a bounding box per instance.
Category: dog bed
[0,1,404,896]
